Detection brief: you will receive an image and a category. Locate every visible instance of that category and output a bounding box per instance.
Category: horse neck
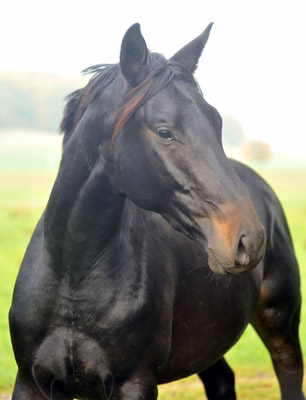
[44,137,125,275]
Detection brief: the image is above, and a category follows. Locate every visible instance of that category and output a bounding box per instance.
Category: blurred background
[0,0,305,398]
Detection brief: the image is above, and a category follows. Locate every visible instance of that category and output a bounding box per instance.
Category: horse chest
[160,266,261,382]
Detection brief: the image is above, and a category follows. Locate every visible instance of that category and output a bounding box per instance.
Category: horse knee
[199,359,236,400]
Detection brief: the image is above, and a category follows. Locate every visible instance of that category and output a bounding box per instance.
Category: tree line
[0,69,84,132]
[0,70,271,162]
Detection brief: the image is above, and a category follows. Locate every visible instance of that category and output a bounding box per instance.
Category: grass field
[0,166,306,398]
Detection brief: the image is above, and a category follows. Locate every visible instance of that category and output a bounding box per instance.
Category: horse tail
[32,328,114,400]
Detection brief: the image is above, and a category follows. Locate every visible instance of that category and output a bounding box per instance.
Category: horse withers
[9,23,304,400]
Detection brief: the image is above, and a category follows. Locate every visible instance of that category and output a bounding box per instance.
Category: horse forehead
[173,79,201,102]
[145,80,201,116]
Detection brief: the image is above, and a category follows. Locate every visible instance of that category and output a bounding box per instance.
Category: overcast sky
[1,0,306,155]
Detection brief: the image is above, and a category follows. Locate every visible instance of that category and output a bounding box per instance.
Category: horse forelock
[111,52,200,147]
[112,55,174,146]
[60,53,195,149]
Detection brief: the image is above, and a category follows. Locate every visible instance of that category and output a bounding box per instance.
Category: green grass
[0,169,306,397]
[0,172,57,390]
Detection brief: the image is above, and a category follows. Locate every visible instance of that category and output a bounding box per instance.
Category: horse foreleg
[12,369,73,400]
[118,374,158,400]
[198,358,236,400]
[12,370,46,400]
[252,283,304,400]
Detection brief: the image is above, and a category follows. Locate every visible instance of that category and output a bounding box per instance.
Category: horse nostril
[235,234,250,266]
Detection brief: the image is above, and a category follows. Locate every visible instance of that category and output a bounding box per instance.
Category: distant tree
[222,115,245,147]
[243,140,272,163]
[0,70,84,132]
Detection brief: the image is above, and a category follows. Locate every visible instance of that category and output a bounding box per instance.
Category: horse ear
[120,23,149,86]
[170,23,214,73]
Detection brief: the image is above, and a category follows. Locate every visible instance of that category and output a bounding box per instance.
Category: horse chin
[206,248,254,276]
[162,214,260,276]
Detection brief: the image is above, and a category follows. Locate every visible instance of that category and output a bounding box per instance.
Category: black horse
[10,23,304,400]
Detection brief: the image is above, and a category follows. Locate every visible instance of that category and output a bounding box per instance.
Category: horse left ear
[170,22,214,73]
[120,23,149,86]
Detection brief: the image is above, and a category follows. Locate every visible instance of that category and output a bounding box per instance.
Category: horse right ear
[170,22,214,73]
[120,23,149,87]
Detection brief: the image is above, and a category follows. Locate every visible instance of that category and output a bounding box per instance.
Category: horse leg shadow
[198,357,236,400]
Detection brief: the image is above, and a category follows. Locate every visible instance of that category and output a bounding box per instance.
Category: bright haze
[1,0,306,156]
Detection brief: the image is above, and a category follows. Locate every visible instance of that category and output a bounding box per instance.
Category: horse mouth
[206,247,261,276]
[161,208,265,276]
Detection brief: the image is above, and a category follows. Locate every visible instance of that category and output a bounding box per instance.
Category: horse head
[112,23,266,275]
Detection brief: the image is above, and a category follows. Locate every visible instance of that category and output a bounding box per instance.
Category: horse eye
[157,129,174,141]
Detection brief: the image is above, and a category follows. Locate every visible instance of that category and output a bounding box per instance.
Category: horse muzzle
[203,212,266,275]
[206,226,266,275]
[161,193,266,275]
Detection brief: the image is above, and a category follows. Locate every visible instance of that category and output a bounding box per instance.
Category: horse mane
[60,64,119,147]
[60,54,196,148]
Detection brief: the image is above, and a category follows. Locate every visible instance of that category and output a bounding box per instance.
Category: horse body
[10,170,261,397]
[10,23,304,400]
